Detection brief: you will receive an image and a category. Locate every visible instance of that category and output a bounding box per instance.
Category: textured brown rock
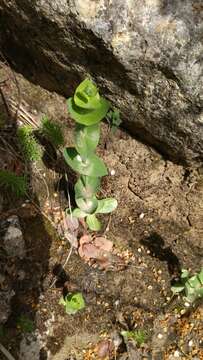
[0,0,202,163]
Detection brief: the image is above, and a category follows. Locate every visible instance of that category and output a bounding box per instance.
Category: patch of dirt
[0,62,202,359]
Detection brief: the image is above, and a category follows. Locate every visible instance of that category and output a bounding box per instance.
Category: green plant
[0,170,27,197]
[64,78,118,231]
[16,315,35,333]
[59,292,85,315]
[40,116,64,148]
[171,268,203,303]
[121,329,147,347]
[106,108,122,133]
[17,125,42,161]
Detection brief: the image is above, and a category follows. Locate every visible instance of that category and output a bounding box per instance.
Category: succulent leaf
[75,123,100,157]
[76,197,98,214]
[96,198,118,214]
[75,176,100,199]
[67,97,110,126]
[63,147,108,177]
[86,214,101,231]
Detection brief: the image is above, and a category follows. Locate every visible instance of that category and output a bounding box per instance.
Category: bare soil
[0,64,202,360]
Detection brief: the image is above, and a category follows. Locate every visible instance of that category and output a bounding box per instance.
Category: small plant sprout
[64,78,118,231]
[106,108,122,133]
[121,329,148,347]
[0,170,27,197]
[17,125,42,161]
[40,116,64,148]
[171,268,203,304]
[16,315,35,333]
[59,292,85,315]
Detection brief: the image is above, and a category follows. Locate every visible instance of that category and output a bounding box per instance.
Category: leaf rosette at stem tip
[72,197,118,231]
[67,78,110,126]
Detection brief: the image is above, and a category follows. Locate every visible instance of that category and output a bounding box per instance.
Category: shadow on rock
[140,232,181,280]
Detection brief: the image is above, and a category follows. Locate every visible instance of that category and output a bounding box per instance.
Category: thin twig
[0,343,16,360]
[65,172,73,218]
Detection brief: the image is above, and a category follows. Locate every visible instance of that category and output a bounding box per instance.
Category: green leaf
[72,208,87,218]
[187,275,201,289]
[96,198,118,214]
[197,268,203,284]
[75,176,100,199]
[59,293,85,315]
[86,214,101,231]
[74,78,101,110]
[171,283,185,294]
[197,288,203,298]
[76,197,98,214]
[75,123,100,157]
[63,148,108,177]
[121,330,147,347]
[181,269,189,279]
[67,97,110,126]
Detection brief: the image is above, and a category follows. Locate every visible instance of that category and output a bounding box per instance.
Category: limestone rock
[0,289,15,323]
[2,215,25,258]
[0,0,202,163]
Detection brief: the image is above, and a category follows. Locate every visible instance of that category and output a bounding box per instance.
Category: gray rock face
[0,289,15,324]
[0,0,202,163]
[2,215,25,258]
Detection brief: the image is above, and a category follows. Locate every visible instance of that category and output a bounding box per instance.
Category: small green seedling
[64,78,118,231]
[121,330,147,347]
[171,268,203,303]
[17,125,42,161]
[16,315,35,333]
[106,108,122,133]
[59,292,85,315]
[0,170,27,197]
[40,117,64,148]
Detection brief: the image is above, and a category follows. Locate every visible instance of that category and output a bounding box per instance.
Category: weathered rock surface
[0,289,15,323]
[0,0,202,164]
[2,215,25,258]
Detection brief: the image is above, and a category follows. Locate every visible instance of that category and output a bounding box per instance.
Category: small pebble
[157,333,163,339]
[148,285,153,290]
[184,302,190,307]
[188,340,193,347]
[174,350,180,357]
[110,169,116,176]
[138,248,142,253]
[139,213,145,219]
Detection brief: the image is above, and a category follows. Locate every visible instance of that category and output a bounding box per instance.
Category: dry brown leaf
[94,237,113,252]
[96,339,113,359]
[79,242,101,260]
